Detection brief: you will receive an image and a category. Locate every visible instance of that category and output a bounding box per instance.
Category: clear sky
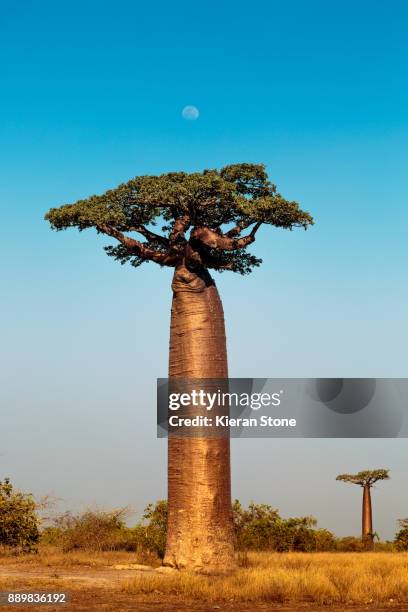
[1,0,407,539]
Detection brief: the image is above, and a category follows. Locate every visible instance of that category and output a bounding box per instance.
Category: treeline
[42,500,393,555]
[1,478,407,555]
[234,500,359,552]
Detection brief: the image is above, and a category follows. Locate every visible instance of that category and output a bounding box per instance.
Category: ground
[0,549,408,611]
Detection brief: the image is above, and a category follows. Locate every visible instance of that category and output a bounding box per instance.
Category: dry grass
[1,548,408,606]
[0,546,160,569]
[123,552,408,605]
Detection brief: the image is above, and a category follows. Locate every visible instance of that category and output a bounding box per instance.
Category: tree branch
[225,219,255,237]
[130,225,169,246]
[98,224,178,266]
[169,215,191,244]
[191,221,262,251]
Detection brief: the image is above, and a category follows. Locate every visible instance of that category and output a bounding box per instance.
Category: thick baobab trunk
[362,485,374,550]
[163,264,235,573]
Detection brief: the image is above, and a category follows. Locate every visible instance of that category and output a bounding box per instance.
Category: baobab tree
[45,163,313,572]
[336,469,390,550]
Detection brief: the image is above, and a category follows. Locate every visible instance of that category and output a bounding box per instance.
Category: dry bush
[41,501,167,558]
[45,508,132,552]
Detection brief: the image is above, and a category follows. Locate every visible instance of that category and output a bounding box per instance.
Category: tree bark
[163,264,235,573]
[362,485,374,550]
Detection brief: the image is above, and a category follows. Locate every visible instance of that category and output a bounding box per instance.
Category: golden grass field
[1,548,408,610]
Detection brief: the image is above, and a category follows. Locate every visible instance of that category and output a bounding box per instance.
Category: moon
[182,105,199,120]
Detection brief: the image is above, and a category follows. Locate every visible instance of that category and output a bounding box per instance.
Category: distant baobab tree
[336,469,390,550]
[45,163,313,572]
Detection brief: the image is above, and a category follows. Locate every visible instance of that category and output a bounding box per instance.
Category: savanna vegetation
[1,551,408,607]
[121,553,408,605]
[2,478,408,608]
[1,478,406,556]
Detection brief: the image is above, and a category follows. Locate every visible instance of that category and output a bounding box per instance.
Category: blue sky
[1,0,407,539]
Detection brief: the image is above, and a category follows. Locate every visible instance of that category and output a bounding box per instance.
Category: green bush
[0,478,40,552]
[233,500,280,550]
[313,528,337,551]
[233,500,333,552]
[394,518,408,551]
[133,499,167,558]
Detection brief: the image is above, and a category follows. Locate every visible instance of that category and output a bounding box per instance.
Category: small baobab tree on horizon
[45,163,313,572]
[336,469,390,550]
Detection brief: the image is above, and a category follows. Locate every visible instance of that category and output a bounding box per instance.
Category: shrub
[0,478,40,552]
[42,502,168,557]
[232,500,333,552]
[314,528,337,552]
[233,500,280,550]
[49,508,130,552]
[395,518,408,551]
[335,536,365,552]
[274,516,319,552]
[131,500,168,558]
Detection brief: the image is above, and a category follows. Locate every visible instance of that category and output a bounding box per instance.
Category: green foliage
[313,528,338,552]
[336,469,390,488]
[233,500,278,550]
[133,499,335,555]
[394,518,408,551]
[0,478,40,552]
[232,500,331,552]
[45,163,313,275]
[132,500,168,559]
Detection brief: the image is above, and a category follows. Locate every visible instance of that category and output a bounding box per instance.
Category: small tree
[0,478,40,552]
[138,500,168,558]
[394,518,408,551]
[233,500,280,550]
[336,469,389,550]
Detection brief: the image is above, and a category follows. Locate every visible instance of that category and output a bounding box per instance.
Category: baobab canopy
[336,469,390,487]
[45,163,314,275]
